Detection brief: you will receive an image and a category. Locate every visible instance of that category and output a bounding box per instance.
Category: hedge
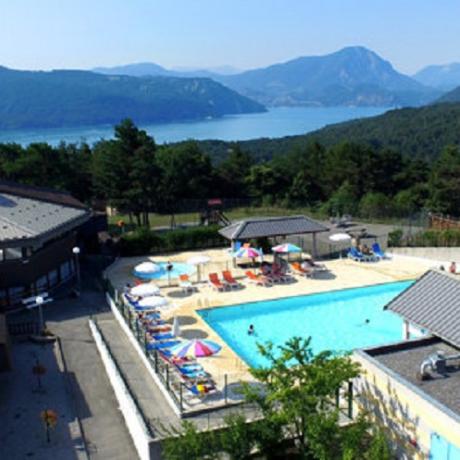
[118,225,226,256]
[390,228,460,247]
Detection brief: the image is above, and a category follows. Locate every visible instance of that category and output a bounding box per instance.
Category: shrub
[387,229,403,247]
[119,225,226,256]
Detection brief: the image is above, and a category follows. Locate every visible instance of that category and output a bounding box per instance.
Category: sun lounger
[158,349,194,365]
[186,382,217,398]
[146,340,181,351]
[222,270,241,289]
[348,247,375,262]
[290,262,313,277]
[179,274,195,293]
[152,332,175,341]
[208,273,226,291]
[372,242,387,259]
[245,270,272,286]
[348,247,364,261]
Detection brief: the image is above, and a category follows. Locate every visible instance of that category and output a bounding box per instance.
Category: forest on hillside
[1,119,459,221]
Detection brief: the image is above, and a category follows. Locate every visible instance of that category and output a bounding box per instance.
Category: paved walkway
[45,290,137,460]
[96,315,179,436]
[0,341,86,460]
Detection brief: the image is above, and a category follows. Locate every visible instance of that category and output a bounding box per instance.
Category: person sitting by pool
[359,244,371,255]
[261,262,271,276]
[248,324,255,335]
[449,261,457,274]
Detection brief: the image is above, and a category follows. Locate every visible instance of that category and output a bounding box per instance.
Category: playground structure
[200,199,232,227]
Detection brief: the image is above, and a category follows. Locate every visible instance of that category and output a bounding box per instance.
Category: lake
[0,106,389,146]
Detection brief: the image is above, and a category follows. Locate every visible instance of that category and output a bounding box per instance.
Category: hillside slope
[0,67,265,129]
[191,103,460,163]
[436,85,460,103]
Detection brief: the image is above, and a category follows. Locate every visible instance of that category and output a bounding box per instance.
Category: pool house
[219,215,328,257]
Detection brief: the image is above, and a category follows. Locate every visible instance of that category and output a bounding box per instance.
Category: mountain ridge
[413,63,460,91]
[0,66,265,130]
[94,47,440,107]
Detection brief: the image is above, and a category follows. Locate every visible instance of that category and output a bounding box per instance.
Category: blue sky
[1,0,459,74]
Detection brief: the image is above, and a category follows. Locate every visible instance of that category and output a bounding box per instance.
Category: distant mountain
[413,63,460,91]
[172,65,242,75]
[436,85,460,103]
[93,62,240,78]
[0,66,265,130]
[214,47,439,107]
[93,62,170,77]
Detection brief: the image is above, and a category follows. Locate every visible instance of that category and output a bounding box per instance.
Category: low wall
[89,319,154,460]
[390,247,460,264]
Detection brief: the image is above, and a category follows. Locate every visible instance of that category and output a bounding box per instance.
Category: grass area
[108,207,327,234]
[108,206,417,236]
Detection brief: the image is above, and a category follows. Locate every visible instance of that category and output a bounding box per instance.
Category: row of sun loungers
[123,287,218,399]
[139,311,218,399]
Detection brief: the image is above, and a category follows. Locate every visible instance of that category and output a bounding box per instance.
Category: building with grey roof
[219,215,328,256]
[354,270,460,458]
[0,182,91,309]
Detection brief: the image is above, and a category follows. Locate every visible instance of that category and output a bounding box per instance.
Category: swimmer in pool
[248,324,255,335]
[365,319,370,324]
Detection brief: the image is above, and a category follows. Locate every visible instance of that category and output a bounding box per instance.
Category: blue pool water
[133,262,195,280]
[199,281,413,368]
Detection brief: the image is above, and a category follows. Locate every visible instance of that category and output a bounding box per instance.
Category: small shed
[219,215,328,257]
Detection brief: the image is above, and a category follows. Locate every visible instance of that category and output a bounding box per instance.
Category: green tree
[162,421,218,460]
[322,181,358,217]
[156,141,214,214]
[216,144,253,198]
[359,192,393,219]
[428,145,460,216]
[92,119,160,224]
[246,337,361,459]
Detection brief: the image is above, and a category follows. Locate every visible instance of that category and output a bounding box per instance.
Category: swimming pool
[199,281,413,368]
[133,262,195,280]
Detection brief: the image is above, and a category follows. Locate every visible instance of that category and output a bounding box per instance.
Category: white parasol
[329,233,351,242]
[187,254,211,282]
[130,283,160,297]
[138,296,168,308]
[134,261,162,274]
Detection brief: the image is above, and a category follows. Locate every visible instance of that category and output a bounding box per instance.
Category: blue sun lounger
[146,340,181,350]
[348,247,365,261]
[372,242,387,259]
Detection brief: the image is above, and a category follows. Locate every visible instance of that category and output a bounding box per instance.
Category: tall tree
[428,145,460,216]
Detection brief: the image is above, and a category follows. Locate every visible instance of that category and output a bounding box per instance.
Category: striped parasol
[233,247,261,259]
[272,243,302,253]
[168,339,221,358]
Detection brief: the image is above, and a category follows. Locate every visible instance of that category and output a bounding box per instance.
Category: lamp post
[36,295,44,334]
[72,246,81,295]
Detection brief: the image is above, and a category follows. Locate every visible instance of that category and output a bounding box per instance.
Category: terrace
[105,245,434,414]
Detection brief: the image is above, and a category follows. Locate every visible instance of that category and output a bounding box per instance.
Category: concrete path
[45,290,137,460]
[96,316,179,436]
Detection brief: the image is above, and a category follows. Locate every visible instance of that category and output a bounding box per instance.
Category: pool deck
[105,250,436,386]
